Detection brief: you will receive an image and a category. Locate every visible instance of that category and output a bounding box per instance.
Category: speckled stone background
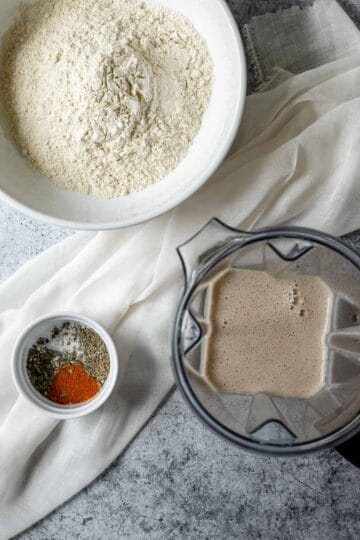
[1,0,359,538]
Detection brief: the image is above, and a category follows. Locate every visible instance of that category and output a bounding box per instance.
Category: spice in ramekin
[26,322,110,405]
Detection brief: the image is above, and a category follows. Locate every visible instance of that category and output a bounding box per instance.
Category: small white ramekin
[11,312,118,419]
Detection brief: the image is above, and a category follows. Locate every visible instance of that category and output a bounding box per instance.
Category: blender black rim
[171,223,360,456]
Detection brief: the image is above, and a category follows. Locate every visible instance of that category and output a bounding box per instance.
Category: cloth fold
[1,0,360,537]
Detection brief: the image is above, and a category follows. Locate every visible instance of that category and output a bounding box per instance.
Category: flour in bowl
[0,0,213,198]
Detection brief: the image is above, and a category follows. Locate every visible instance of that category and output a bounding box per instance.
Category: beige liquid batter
[205,269,333,398]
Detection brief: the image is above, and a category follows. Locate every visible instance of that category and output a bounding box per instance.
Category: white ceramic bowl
[11,312,119,419]
[0,0,246,230]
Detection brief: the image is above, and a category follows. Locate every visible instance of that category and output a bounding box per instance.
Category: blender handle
[336,433,360,467]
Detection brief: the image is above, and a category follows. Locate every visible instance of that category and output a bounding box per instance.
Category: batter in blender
[204,269,333,398]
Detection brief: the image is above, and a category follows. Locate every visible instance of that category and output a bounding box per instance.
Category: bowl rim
[11,311,119,419]
[0,0,247,230]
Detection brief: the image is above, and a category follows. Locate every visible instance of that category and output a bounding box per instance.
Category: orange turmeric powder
[47,361,99,404]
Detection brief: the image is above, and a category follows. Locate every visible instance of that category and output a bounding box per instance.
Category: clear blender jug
[171,219,360,459]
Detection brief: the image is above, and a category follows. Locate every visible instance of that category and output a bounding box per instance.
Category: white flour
[0,0,213,198]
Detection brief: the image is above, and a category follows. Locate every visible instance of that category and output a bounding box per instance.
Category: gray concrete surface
[0,0,358,538]
[13,391,360,539]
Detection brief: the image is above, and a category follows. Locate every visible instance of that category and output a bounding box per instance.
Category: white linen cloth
[0,0,360,536]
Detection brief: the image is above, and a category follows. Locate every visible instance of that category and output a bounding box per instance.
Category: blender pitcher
[171,219,360,460]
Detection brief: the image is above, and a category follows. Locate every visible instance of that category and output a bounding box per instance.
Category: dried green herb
[77,326,110,384]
